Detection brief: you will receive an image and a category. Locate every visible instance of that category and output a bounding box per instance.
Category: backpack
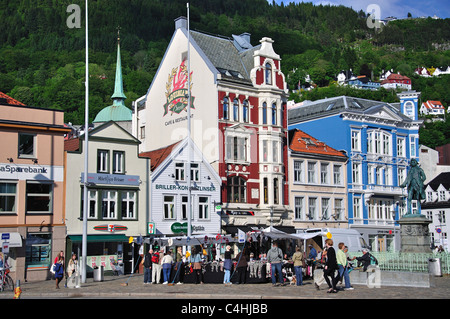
[151,252,159,264]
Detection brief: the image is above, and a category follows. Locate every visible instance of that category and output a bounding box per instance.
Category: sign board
[2,241,9,254]
[1,233,10,240]
[436,228,442,234]
[148,222,156,235]
[81,173,140,186]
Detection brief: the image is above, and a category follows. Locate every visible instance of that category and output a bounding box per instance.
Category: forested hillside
[0,0,449,147]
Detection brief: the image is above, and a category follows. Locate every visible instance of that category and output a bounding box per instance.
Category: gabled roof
[289,129,346,158]
[426,172,450,191]
[0,92,25,106]
[139,141,181,171]
[422,100,444,109]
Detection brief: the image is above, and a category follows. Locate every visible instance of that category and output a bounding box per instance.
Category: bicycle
[0,267,15,292]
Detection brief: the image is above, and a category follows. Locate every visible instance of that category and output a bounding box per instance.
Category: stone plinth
[398,215,432,253]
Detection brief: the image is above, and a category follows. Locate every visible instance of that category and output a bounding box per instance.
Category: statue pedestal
[398,215,432,253]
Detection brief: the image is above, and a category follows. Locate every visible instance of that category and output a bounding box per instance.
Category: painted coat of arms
[163,60,195,116]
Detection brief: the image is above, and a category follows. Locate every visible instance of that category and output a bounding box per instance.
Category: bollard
[13,280,22,299]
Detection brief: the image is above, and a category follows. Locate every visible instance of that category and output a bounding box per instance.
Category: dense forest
[0,0,449,147]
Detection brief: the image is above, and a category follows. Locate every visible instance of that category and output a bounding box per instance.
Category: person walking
[223,245,233,285]
[66,253,80,288]
[161,251,174,284]
[234,248,248,284]
[337,243,353,290]
[292,247,304,286]
[54,253,65,289]
[323,239,338,293]
[141,249,153,284]
[267,242,284,286]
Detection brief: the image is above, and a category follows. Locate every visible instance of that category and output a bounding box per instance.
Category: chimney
[175,16,187,30]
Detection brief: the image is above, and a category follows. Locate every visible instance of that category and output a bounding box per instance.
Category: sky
[272,0,450,19]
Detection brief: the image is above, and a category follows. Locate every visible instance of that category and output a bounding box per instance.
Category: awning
[0,232,23,248]
[67,234,129,243]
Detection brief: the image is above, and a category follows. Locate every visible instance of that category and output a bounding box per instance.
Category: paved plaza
[1,273,448,300]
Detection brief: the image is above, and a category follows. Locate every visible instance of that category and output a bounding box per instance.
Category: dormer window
[265,63,272,85]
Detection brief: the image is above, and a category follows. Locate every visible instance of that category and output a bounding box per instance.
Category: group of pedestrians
[142,246,185,285]
[51,251,80,289]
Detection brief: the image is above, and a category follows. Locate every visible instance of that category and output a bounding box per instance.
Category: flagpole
[186,2,192,250]
[81,0,89,284]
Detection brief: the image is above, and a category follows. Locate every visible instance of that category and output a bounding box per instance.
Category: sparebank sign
[0,163,64,181]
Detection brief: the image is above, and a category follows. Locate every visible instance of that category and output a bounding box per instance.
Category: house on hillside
[381,73,412,90]
[420,100,446,116]
[347,75,381,90]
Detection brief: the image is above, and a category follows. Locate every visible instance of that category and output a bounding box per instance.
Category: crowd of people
[138,239,374,293]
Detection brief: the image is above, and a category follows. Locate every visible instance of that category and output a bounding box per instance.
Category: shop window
[18,133,35,158]
[26,233,51,268]
[26,182,52,214]
[0,182,17,213]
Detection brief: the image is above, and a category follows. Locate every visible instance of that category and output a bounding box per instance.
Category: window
[175,163,185,181]
[308,198,316,220]
[272,102,277,125]
[384,166,392,186]
[121,191,136,219]
[198,197,209,220]
[333,165,341,185]
[18,133,35,158]
[351,130,361,151]
[262,102,267,124]
[140,126,145,139]
[426,191,433,202]
[307,162,316,183]
[223,97,229,120]
[320,163,329,184]
[397,137,406,157]
[0,182,16,213]
[101,190,117,219]
[352,163,361,184]
[88,189,98,219]
[226,136,248,162]
[263,178,268,204]
[439,191,446,201]
[112,151,124,174]
[262,140,268,162]
[233,98,239,121]
[353,197,361,219]
[368,131,391,155]
[397,167,406,186]
[382,133,391,155]
[334,198,343,220]
[375,167,381,185]
[294,197,303,220]
[272,141,278,162]
[293,160,303,183]
[265,63,272,85]
[163,195,175,219]
[181,196,191,220]
[368,165,375,184]
[97,150,109,173]
[227,176,246,203]
[243,100,249,123]
[274,178,279,205]
[321,198,330,220]
[26,182,52,214]
[26,233,51,267]
[410,136,417,157]
[190,163,200,182]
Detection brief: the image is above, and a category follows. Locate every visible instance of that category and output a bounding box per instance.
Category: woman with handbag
[292,247,304,286]
[323,239,338,293]
[54,253,65,289]
[190,247,203,284]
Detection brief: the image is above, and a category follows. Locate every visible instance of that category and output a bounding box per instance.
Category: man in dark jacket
[142,249,153,284]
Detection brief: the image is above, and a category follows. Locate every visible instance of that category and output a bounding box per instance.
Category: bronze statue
[399,158,426,215]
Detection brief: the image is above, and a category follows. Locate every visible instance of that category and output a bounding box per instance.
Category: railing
[347,251,450,274]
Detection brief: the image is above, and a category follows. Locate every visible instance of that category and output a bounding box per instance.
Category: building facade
[0,93,69,282]
[288,129,348,230]
[140,137,221,237]
[65,121,150,274]
[133,17,291,235]
[288,93,423,251]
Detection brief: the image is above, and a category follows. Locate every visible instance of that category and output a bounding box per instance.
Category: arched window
[233,98,239,122]
[262,102,267,124]
[227,176,246,203]
[243,100,249,123]
[272,102,277,125]
[223,97,229,120]
[265,62,272,85]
